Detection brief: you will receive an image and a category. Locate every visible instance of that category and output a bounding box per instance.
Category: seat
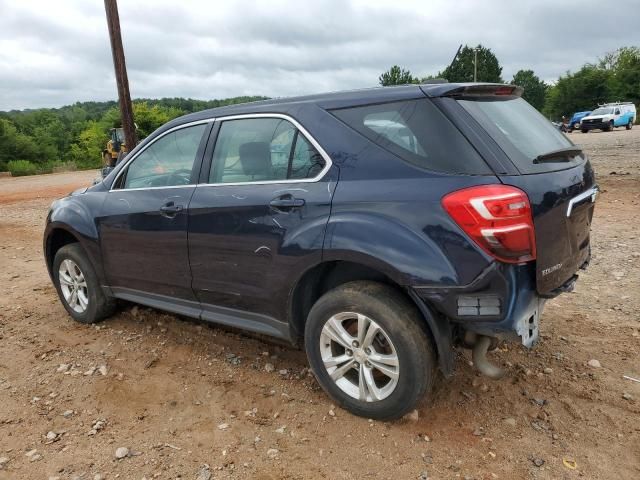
[239,142,273,181]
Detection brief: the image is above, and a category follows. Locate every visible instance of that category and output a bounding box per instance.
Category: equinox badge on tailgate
[542,263,563,276]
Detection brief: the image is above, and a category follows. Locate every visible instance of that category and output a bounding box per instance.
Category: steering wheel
[167,169,192,186]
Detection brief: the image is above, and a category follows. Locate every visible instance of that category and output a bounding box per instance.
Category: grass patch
[7,160,38,176]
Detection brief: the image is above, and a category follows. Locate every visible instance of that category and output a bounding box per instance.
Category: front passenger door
[613,108,622,126]
[98,122,209,304]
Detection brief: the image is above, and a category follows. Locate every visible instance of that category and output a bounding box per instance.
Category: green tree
[511,69,547,111]
[0,118,41,166]
[132,102,184,138]
[0,95,268,173]
[379,65,415,86]
[604,47,640,106]
[543,65,612,119]
[441,44,503,83]
[68,121,105,168]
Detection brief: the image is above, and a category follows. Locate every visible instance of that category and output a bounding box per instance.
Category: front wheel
[304,281,436,420]
[627,120,633,130]
[53,244,116,324]
[605,120,614,132]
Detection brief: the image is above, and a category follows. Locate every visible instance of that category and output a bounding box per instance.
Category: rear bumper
[412,262,554,347]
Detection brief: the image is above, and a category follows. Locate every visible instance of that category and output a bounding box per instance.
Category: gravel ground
[0,128,638,480]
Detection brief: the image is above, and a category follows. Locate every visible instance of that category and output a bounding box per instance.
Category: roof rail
[598,101,634,107]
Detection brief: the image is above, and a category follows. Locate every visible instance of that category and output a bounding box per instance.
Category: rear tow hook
[472,335,505,380]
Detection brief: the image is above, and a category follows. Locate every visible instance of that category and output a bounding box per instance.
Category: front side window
[120,124,206,189]
[209,117,326,184]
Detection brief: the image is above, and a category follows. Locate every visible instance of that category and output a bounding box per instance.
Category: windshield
[458,97,584,174]
[590,107,612,116]
[112,129,125,143]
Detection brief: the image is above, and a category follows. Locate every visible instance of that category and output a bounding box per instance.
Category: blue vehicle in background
[567,111,591,132]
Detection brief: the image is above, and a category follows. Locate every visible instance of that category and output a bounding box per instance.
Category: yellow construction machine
[102,127,127,168]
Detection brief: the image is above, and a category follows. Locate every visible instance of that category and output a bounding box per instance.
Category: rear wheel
[53,244,116,324]
[627,120,633,130]
[304,281,435,420]
[573,122,580,130]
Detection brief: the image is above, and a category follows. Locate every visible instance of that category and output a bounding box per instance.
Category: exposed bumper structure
[413,262,547,347]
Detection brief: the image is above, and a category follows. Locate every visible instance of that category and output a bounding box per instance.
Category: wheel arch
[44,223,107,289]
[45,226,81,275]
[289,260,454,376]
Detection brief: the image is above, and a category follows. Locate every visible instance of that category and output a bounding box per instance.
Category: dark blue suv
[44,83,597,419]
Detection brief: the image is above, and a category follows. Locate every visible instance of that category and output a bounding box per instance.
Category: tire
[53,243,116,324]
[626,120,633,130]
[605,120,613,132]
[581,129,588,133]
[304,281,436,420]
[574,122,580,130]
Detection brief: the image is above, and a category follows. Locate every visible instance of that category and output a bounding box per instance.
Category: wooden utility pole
[473,48,478,82]
[104,0,137,155]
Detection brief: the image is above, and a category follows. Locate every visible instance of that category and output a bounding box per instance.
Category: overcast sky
[1,0,638,111]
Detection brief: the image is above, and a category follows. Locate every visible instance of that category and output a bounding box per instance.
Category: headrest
[239,142,272,177]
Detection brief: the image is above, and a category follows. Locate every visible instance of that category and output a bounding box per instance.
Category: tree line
[0,96,266,176]
[379,45,640,119]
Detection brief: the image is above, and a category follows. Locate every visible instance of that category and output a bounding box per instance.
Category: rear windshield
[458,97,583,174]
[331,99,492,175]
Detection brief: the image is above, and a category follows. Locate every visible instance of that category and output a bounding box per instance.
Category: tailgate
[499,162,597,295]
[453,92,598,296]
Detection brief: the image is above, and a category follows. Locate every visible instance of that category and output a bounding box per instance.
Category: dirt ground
[0,128,638,480]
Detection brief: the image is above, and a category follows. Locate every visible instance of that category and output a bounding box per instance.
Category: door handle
[269,196,305,210]
[160,201,183,217]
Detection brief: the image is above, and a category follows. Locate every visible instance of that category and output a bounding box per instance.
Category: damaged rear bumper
[412,262,554,347]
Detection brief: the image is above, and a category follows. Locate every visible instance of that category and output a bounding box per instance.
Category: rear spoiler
[420,83,523,98]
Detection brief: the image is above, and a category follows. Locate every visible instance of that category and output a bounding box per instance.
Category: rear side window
[209,118,326,184]
[458,97,582,174]
[331,99,491,175]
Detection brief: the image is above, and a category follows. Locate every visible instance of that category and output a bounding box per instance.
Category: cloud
[1,0,638,110]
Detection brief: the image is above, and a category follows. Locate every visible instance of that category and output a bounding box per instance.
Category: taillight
[442,185,536,264]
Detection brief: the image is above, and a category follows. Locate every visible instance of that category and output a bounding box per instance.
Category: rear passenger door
[188,115,337,330]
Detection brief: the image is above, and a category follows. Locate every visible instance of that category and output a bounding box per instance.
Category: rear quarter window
[330,99,492,175]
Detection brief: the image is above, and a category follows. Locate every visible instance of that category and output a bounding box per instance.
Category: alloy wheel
[319,312,399,402]
[58,259,89,313]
